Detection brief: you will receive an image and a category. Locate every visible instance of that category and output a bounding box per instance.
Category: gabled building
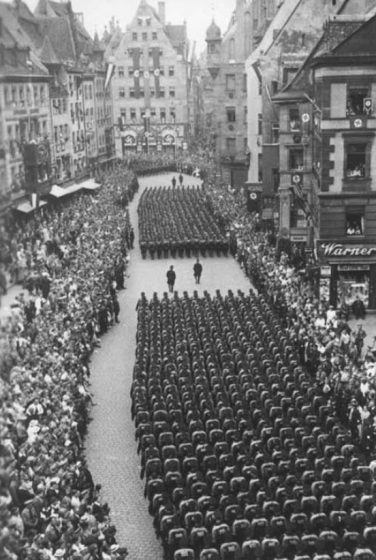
[245,0,372,227]
[109,0,190,159]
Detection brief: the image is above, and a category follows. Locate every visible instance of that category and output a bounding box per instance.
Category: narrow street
[84,173,252,559]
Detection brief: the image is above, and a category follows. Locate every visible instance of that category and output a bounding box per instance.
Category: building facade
[201,0,278,189]
[245,0,367,227]
[109,0,190,159]
[313,14,376,310]
[0,2,51,210]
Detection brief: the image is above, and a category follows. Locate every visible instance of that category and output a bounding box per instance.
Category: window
[258,79,262,96]
[118,66,124,78]
[137,17,142,25]
[258,154,263,182]
[346,207,364,236]
[272,169,280,193]
[229,38,235,60]
[132,32,138,41]
[289,108,301,131]
[170,109,176,123]
[152,32,157,40]
[226,137,236,155]
[226,107,236,122]
[130,108,137,121]
[150,88,155,97]
[226,74,235,91]
[169,66,175,77]
[345,143,367,178]
[119,87,125,98]
[159,87,165,98]
[128,67,134,76]
[160,108,166,123]
[272,124,280,143]
[209,43,216,54]
[244,106,248,124]
[120,109,126,124]
[142,32,147,41]
[146,18,151,26]
[258,113,263,135]
[139,89,145,97]
[129,88,135,98]
[159,67,165,76]
[289,148,304,171]
[283,67,298,85]
[347,87,371,116]
[169,88,175,98]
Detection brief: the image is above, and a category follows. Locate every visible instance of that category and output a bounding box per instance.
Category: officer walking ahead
[166,265,176,292]
[193,259,203,284]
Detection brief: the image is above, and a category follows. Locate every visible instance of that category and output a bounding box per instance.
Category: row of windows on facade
[118,86,177,98]
[3,84,48,108]
[288,142,369,178]
[118,65,175,77]
[7,119,48,157]
[119,107,176,123]
[130,31,159,41]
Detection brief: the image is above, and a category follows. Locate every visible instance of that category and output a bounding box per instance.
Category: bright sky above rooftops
[24,0,235,55]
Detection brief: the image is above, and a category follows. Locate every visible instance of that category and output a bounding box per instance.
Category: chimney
[158,2,165,25]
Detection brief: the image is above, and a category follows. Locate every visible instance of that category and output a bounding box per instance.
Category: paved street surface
[84,173,252,559]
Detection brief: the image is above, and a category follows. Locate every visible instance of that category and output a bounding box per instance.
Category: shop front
[316,241,376,309]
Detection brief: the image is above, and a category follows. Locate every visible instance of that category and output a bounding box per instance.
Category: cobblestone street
[84,173,252,559]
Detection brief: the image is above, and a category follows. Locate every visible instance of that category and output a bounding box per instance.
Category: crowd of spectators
[0,166,138,560]
[137,187,228,259]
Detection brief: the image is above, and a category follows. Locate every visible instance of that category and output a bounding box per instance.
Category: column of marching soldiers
[131,184,376,560]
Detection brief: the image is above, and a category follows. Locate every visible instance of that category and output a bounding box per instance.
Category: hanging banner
[133,48,141,99]
[152,47,160,97]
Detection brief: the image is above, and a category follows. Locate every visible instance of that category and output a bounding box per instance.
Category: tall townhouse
[50,65,71,182]
[109,0,190,158]
[311,13,376,310]
[83,73,96,171]
[245,0,376,232]
[201,0,278,188]
[0,2,51,214]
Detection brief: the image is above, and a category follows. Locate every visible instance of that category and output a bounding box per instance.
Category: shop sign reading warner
[317,241,376,260]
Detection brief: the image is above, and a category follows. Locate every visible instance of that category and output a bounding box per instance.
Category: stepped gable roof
[206,19,221,41]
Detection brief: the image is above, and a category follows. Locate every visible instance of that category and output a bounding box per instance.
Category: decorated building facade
[108,0,190,158]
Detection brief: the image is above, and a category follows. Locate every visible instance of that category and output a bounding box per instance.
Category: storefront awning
[49,183,83,198]
[80,179,101,191]
[49,185,68,198]
[15,200,47,214]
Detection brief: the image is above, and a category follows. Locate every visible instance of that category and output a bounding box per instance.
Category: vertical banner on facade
[133,48,141,98]
[152,47,160,97]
